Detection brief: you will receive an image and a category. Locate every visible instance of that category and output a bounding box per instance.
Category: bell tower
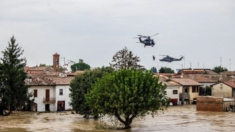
[53,53,60,71]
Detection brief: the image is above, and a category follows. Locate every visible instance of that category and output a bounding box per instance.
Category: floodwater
[0,105,234,132]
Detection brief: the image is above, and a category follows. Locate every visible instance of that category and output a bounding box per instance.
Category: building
[167,78,202,104]
[211,81,235,98]
[26,74,74,112]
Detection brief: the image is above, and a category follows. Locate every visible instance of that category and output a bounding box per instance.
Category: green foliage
[85,69,169,129]
[69,66,114,118]
[212,66,228,73]
[151,67,157,73]
[39,64,46,67]
[71,62,91,72]
[159,67,174,73]
[205,86,211,96]
[109,47,143,70]
[0,36,31,115]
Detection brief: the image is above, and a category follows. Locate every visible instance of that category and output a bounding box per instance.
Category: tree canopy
[69,66,114,118]
[159,67,174,73]
[85,69,169,129]
[109,47,143,70]
[212,66,228,73]
[0,36,31,116]
[151,67,157,73]
[71,62,91,72]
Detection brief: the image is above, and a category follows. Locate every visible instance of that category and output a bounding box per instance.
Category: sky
[0,0,235,72]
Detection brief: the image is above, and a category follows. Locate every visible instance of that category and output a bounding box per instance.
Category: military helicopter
[159,55,184,63]
[135,33,159,47]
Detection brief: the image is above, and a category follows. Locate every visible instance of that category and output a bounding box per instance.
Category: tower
[53,53,60,71]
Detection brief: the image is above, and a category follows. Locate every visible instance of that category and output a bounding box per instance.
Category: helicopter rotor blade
[138,35,148,38]
[151,33,159,37]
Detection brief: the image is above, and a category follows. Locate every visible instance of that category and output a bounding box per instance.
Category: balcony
[43,97,56,104]
[179,93,190,100]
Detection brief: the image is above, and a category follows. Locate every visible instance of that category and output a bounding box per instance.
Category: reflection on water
[0,105,234,132]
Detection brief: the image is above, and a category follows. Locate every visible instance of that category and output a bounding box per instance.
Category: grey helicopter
[135,33,159,47]
[159,55,184,63]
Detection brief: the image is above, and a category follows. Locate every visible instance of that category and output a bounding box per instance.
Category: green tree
[159,67,174,73]
[151,67,157,73]
[0,36,31,116]
[39,64,46,67]
[205,86,211,96]
[212,66,228,73]
[71,62,91,72]
[69,66,114,118]
[109,47,143,70]
[86,69,169,129]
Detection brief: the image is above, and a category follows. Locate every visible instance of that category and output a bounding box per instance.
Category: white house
[156,75,180,105]
[26,74,74,112]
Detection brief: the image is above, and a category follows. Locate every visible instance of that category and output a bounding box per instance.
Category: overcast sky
[0,0,235,71]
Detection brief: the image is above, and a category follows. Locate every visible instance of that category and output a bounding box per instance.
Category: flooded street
[0,105,234,132]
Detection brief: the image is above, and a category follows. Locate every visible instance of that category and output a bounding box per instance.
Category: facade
[167,78,202,104]
[26,74,73,112]
[211,81,235,98]
[156,75,180,105]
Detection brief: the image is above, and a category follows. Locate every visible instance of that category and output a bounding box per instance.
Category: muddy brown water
[0,105,234,132]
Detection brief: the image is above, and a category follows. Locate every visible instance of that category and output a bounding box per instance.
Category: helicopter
[159,55,184,63]
[135,33,159,47]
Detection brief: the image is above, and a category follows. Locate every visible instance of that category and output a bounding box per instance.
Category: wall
[55,85,72,110]
[212,83,232,98]
[166,86,180,101]
[28,86,56,112]
[189,86,199,101]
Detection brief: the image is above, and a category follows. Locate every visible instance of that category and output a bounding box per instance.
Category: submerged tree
[86,69,169,129]
[0,36,30,116]
[69,66,114,118]
[109,47,143,70]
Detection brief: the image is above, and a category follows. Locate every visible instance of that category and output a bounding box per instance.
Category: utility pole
[229,58,231,71]
[189,61,192,69]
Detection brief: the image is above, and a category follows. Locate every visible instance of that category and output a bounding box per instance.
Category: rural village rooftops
[221,81,235,88]
[169,78,202,86]
[183,75,217,83]
[25,74,73,86]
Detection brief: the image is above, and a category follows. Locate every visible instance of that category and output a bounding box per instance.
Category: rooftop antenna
[61,57,65,65]
[188,61,192,69]
[229,58,231,71]
[220,57,222,67]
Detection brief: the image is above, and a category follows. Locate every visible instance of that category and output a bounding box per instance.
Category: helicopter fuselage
[139,37,155,47]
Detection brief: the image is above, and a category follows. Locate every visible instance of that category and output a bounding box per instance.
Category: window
[184,87,189,93]
[34,89,37,97]
[173,90,178,94]
[59,89,63,95]
[192,86,198,93]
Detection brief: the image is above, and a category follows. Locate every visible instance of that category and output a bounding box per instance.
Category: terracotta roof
[223,81,235,88]
[25,74,74,86]
[25,75,56,86]
[66,70,84,76]
[170,78,202,86]
[183,75,217,83]
[47,77,74,85]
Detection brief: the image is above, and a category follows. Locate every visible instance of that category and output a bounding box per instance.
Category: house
[26,74,74,112]
[183,75,217,95]
[211,81,235,98]
[155,75,180,105]
[167,78,202,104]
